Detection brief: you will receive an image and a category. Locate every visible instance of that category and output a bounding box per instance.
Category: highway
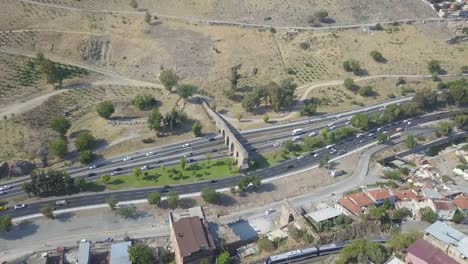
[0,110,458,219]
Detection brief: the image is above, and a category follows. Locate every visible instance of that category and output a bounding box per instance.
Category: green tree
[132,167,142,180]
[79,150,94,164]
[177,84,195,99]
[75,131,95,151]
[101,174,111,184]
[337,239,387,264]
[267,79,297,112]
[446,79,468,107]
[26,170,73,197]
[299,101,317,116]
[0,215,12,232]
[405,135,417,149]
[378,133,388,143]
[314,9,329,22]
[201,187,221,204]
[180,158,187,170]
[241,91,261,112]
[319,155,330,168]
[359,85,374,96]
[144,12,151,24]
[129,0,138,8]
[106,196,118,210]
[351,114,371,131]
[147,192,161,207]
[343,78,355,91]
[148,108,162,131]
[50,139,68,159]
[412,88,438,110]
[436,122,452,137]
[167,191,179,209]
[263,114,270,123]
[454,114,468,130]
[230,64,241,90]
[251,176,262,191]
[164,107,187,130]
[131,94,156,110]
[257,237,276,252]
[75,177,87,192]
[205,153,211,165]
[343,59,362,75]
[238,177,251,192]
[22,182,33,197]
[192,122,202,137]
[392,208,411,221]
[387,231,422,253]
[224,89,236,100]
[128,244,155,264]
[452,210,465,224]
[370,50,383,62]
[236,112,243,122]
[428,60,441,74]
[96,101,115,119]
[159,69,179,92]
[116,205,137,219]
[50,116,71,135]
[420,207,439,223]
[216,251,233,264]
[41,205,54,219]
[288,225,303,242]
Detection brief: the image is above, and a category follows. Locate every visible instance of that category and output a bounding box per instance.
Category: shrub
[75,132,95,151]
[358,85,373,96]
[201,187,221,204]
[50,116,71,135]
[370,50,383,62]
[79,150,94,164]
[50,139,68,159]
[257,237,276,252]
[131,94,156,110]
[344,78,355,90]
[159,69,179,92]
[177,84,195,99]
[286,68,296,75]
[192,122,202,137]
[299,42,310,50]
[299,102,317,116]
[342,59,361,75]
[428,60,441,74]
[96,101,115,119]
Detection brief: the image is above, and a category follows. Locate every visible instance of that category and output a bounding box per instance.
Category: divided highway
[0,110,457,219]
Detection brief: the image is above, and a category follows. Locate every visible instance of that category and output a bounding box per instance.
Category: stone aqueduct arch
[201,100,249,169]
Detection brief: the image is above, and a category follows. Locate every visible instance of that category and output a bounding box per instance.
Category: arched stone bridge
[201,100,249,169]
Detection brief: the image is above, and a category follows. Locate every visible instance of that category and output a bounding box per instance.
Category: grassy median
[93,159,239,191]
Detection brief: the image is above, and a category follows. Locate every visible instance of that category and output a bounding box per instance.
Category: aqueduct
[201,100,249,169]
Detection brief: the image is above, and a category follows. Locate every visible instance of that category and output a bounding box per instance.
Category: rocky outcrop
[9,160,35,177]
[0,162,9,179]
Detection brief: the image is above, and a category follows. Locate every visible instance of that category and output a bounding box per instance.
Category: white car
[0,185,11,191]
[308,132,316,137]
[273,142,281,147]
[297,155,304,160]
[329,125,336,130]
[89,164,97,169]
[183,152,193,158]
[328,122,334,127]
[292,136,302,142]
[368,133,374,137]
[345,121,350,126]
[146,151,154,156]
[313,153,319,158]
[14,204,26,210]
[182,143,191,148]
[111,171,120,176]
[123,156,132,162]
[55,200,68,206]
[141,165,149,170]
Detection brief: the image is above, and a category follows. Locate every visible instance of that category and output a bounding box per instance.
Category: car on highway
[184,152,193,158]
[329,125,336,130]
[188,158,195,163]
[207,137,215,142]
[326,144,335,149]
[368,133,374,137]
[329,148,337,154]
[146,151,154,156]
[297,155,304,160]
[308,132,316,137]
[141,165,149,170]
[313,153,319,158]
[292,136,302,142]
[210,180,217,183]
[102,237,113,242]
[14,204,26,210]
[182,143,191,148]
[110,171,120,176]
[87,172,96,177]
[89,164,97,169]
[0,191,5,196]
[55,200,68,206]
[114,168,122,171]
[305,119,313,124]
[273,142,281,147]
[123,156,133,162]
[0,206,7,211]
[359,139,366,143]
[0,185,11,191]
[291,128,304,136]
[287,164,294,170]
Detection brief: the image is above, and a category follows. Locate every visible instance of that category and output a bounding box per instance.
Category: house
[405,238,458,264]
[170,216,216,264]
[424,221,468,263]
[394,190,419,201]
[307,207,343,229]
[428,199,457,221]
[109,241,132,264]
[336,192,373,216]
[394,191,428,218]
[364,188,396,206]
[454,194,468,220]
[78,242,90,264]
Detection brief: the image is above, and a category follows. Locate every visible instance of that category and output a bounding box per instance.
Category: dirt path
[221,73,465,124]
[18,0,450,32]
[0,89,67,117]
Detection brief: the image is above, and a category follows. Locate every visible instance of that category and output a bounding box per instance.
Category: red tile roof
[432,199,456,211]
[366,189,393,201]
[338,192,373,214]
[172,216,215,258]
[406,239,458,264]
[395,190,418,201]
[454,194,468,210]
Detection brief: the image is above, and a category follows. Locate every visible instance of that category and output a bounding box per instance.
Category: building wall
[423,234,468,264]
[170,224,184,264]
[405,252,429,264]
[334,203,353,216]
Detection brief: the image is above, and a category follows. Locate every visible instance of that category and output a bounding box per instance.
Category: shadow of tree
[0,221,39,240]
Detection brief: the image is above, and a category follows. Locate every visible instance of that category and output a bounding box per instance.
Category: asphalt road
[0,111,457,218]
